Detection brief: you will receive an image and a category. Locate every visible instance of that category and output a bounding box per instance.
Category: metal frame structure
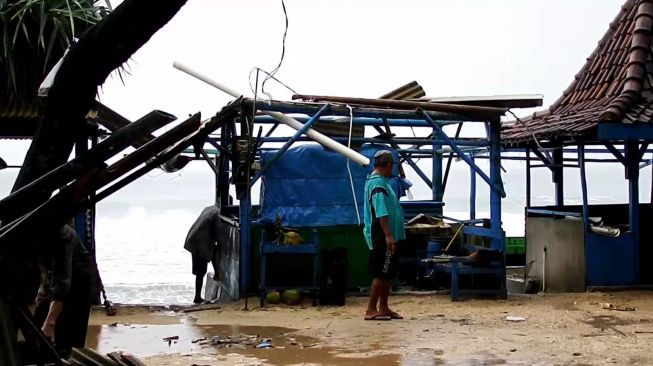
[201,98,507,298]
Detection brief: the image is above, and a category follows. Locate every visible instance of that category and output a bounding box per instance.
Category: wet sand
[87,291,653,365]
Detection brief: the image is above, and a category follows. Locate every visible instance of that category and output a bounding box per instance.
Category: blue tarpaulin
[257,144,410,227]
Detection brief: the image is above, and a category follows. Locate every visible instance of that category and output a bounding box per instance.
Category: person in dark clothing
[184,204,220,304]
[34,225,92,356]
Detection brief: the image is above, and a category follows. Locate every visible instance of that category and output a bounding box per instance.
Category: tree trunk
[1,0,188,364]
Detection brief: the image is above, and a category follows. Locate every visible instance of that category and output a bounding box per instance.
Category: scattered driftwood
[601,303,636,311]
[182,304,223,313]
[69,349,147,366]
[163,335,179,346]
[107,351,148,366]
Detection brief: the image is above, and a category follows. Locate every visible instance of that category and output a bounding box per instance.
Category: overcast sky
[98,0,625,121]
[1,0,636,206]
[2,0,625,159]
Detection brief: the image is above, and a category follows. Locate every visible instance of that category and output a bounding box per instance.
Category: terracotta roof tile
[503,0,653,143]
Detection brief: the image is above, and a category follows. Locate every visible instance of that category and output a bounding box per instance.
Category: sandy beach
[86,291,653,365]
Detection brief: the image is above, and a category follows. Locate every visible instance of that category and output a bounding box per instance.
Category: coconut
[266,291,282,304]
[282,289,301,305]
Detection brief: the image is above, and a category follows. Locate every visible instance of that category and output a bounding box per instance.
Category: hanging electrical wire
[260,0,289,101]
[248,67,298,100]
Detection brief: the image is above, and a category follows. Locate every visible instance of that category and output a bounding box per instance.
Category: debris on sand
[505,316,527,322]
[601,303,636,311]
[208,335,275,349]
[163,335,179,346]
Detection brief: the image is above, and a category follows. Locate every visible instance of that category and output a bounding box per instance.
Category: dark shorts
[369,223,398,280]
[192,245,218,276]
[192,253,209,276]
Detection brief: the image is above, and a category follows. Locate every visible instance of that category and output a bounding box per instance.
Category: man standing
[363,150,405,320]
[184,204,220,304]
[35,225,92,357]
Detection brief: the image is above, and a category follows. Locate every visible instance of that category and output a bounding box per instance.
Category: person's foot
[379,308,403,319]
[364,310,391,321]
[193,296,204,304]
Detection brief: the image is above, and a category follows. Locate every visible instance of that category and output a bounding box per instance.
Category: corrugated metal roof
[502,0,653,144]
[0,96,40,139]
[379,81,426,100]
[421,94,543,109]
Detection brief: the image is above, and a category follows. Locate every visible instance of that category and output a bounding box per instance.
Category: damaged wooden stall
[239,96,525,302]
[175,64,540,303]
[502,0,653,291]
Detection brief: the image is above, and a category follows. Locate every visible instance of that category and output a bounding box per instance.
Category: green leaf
[38,0,46,49]
[2,0,111,96]
[64,0,75,36]
[44,20,61,71]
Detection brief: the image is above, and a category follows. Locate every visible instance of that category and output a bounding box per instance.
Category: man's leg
[211,250,219,282]
[194,275,204,304]
[379,280,403,318]
[192,254,208,304]
[365,278,383,317]
[378,279,391,314]
[378,248,402,318]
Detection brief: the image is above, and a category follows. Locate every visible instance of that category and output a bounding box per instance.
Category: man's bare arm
[378,217,396,254]
[41,300,64,341]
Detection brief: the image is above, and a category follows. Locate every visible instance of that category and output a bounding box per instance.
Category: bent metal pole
[173,61,370,167]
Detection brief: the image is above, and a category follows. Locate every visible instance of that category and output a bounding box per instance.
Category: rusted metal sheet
[379,81,425,100]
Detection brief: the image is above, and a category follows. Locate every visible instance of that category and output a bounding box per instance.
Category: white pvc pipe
[590,225,620,237]
[173,61,370,167]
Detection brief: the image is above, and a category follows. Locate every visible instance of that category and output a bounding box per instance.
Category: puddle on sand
[87,323,401,365]
[86,323,202,356]
[86,323,532,365]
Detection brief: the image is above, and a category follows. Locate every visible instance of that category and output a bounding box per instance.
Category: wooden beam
[292,94,506,119]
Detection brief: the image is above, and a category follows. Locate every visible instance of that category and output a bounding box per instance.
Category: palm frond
[0,0,111,100]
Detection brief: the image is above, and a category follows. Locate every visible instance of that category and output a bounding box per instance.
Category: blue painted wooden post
[625,141,640,281]
[469,154,476,220]
[489,121,503,251]
[526,148,531,208]
[553,147,564,207]
[578,143,590,232]
[433,134,443,202]
[239,190,251,297]
[451,261,460,301]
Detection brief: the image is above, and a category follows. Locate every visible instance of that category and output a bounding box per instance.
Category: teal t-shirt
[363,174,406,250]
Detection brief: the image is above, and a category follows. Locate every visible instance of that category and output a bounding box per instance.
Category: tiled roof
[503,0,653,143]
